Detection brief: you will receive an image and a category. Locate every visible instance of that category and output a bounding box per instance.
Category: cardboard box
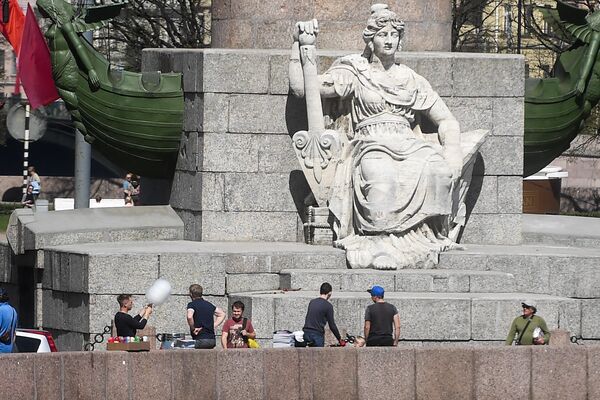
[106,342,151,352]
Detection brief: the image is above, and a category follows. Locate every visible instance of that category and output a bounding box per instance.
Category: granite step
[7,206,185,254]
[522,214,600,248]
[230,290,580,342]
[439,244,600,298]
[41,240,347,296]
[279,269,515,293]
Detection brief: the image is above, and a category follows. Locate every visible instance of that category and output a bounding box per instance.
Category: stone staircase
[39,232,600,348]
[8,205,600,349]
[228,218,600,345]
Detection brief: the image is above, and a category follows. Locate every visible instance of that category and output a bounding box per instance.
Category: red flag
[0,0,25,54]
[17,4,59,109]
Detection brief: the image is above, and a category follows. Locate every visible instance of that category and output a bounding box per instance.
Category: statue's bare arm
[426,99,462,178]
[576,31,600,95]
[61,22,100,90]
[289,20,338,99]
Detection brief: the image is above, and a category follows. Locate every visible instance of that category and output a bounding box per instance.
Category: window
[504,5,513,37]
[15,336,41,353]
[524,5,534,36]
[543,19,553,35]
[464,0,486,28]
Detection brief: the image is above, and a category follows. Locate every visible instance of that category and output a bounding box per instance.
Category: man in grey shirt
[302,282,342,347]
[364,285,400,346]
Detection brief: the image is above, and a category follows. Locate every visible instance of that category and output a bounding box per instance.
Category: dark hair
[117,294,132,307]
[320,282,333,295]
[232,301,245,311]
[189,284,203,299]
[0,290,9,303]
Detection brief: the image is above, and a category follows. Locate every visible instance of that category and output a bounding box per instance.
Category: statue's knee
[58,89,79,110]
[360,151,395,179]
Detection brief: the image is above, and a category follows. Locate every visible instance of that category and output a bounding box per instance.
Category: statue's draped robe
[325,55,458,269]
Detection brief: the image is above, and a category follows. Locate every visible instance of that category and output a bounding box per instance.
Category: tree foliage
[453,1,599,54]
[452,0,505,52]
[95,0,210,70]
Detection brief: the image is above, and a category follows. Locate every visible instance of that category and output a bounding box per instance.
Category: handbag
[242,318,260,348]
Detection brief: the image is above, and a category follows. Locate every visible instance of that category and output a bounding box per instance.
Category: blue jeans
[303,330,324,347]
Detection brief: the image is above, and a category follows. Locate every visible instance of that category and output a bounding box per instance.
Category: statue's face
[372,24,400,58]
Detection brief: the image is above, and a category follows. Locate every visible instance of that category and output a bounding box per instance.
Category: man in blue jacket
[0,288,18,353]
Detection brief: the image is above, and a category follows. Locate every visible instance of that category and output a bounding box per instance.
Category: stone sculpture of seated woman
[289,4,487,270]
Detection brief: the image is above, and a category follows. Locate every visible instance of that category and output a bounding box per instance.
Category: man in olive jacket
[505,302,551,345]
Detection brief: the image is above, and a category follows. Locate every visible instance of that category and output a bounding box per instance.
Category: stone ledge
[148,48,524,99]
[280,268,516,293]
[7,206,184,255]
[4,346,600,399]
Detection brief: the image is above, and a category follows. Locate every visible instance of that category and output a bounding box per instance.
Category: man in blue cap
[364,285,400,346]
[0,288,17,353]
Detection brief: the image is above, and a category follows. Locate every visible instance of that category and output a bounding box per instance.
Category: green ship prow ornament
[37,0,183,178]
[525,1,600,177]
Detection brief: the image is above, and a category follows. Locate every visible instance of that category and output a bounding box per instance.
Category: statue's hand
[575,79,586,96]
[444,145,463,181]
[88,69,100,90]
[294,19,319,46]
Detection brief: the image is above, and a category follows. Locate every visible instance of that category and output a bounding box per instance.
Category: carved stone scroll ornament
[289,6,488,270]
[290,20,341,206]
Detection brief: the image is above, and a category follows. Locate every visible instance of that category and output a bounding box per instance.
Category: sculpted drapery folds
[290,4,487,270]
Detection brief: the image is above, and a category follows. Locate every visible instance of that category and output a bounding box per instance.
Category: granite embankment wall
[0,346,597,400]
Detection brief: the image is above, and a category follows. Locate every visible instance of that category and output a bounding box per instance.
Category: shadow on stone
[289,170,313,224]
[285,94,308,137]
[459,152,485,242]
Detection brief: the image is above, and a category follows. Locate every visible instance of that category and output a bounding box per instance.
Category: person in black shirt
[364,285,400,346]
[114,294,152,337]
[186,284,226,349]
[302,282,342,347]
[21,185,35,208]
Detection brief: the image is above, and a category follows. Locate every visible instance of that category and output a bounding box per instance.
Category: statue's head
[37,0,74,25]
[362,4,405,59]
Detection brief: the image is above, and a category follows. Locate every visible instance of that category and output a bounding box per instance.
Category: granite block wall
[211,0,452,52]
[0,347,597,400]
[143,48,524,245]
[36,242,346,351]
[234,292,580,342]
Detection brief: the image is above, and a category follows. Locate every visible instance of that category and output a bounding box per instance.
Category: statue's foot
[372,255,397,270]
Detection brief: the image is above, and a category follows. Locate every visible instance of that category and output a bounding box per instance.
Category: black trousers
[366,335,394,347]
